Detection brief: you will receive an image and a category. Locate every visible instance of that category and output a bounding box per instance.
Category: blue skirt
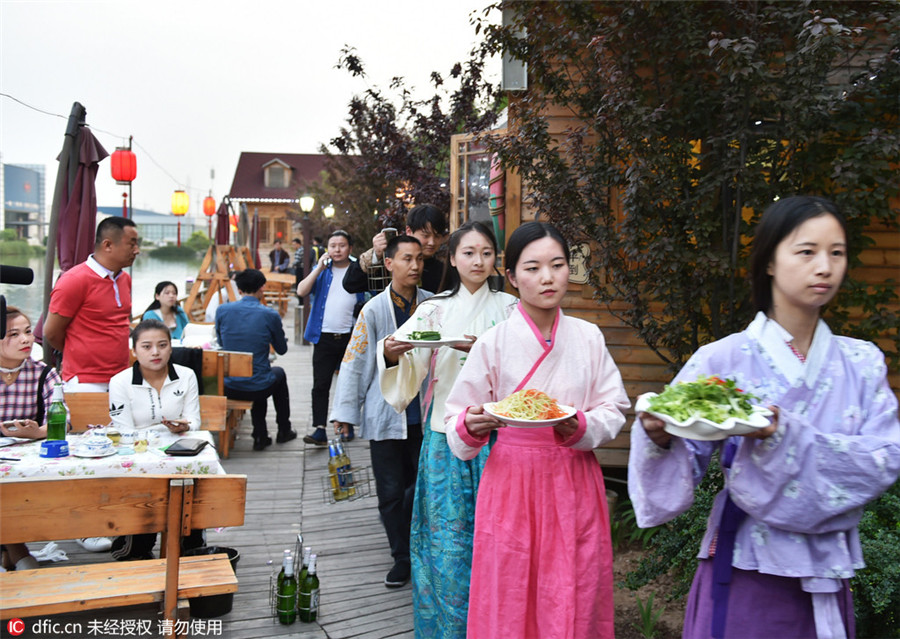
[411,426,493,639]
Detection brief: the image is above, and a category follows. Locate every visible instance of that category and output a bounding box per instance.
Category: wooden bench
[0,474,247,634]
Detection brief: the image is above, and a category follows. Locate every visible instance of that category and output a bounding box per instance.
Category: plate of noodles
[484,389,576,428]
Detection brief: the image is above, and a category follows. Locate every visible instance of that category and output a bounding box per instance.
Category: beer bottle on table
[335,440,356,497]
[297,553,319,622]
[276,550,298,624]
[46,383,67,441]
[327,440,348,501]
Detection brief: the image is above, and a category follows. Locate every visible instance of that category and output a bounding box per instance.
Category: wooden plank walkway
[16,299,413,638]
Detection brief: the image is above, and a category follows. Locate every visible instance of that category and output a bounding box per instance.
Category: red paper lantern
[111,147,137,184]
[203,195,216,217]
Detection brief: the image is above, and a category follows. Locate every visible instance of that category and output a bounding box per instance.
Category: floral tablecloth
[0,429,225,479]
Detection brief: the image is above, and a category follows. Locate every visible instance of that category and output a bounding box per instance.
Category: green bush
[150,244,197,260]
[1,229,17,241]
[0,239,44,256]
[853,480,900,639]
[185,230,210,253]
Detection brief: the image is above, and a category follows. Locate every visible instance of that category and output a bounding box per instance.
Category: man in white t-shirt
[296,230,365,445]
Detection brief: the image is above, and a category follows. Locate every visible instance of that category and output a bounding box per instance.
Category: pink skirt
[466,426,614,639]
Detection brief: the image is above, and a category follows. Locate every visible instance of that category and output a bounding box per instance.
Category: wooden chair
[0,474,247,635]
[201,351,254,457]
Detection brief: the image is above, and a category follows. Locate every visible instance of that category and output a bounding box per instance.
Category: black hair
[504,222,570,285]
[384,235,422,260]
[3,305,28,326]
[314,236,324,244]
[95,216,137,247]
[406,203,447,237]
[434,220,499,298]
[750,195,847,313]
[328,229,353,246]
[131,319,171,347]
[292,238,302,244]
[234,269,267,294]
[144,281,182,314]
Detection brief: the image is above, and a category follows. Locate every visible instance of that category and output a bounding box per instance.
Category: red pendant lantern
[203,195,216,217]
[111,147,137,184]
[203,195,216,240]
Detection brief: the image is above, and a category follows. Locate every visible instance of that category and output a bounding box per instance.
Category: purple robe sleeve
[730,346,900,534]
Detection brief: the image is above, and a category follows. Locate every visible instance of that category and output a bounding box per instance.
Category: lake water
[1,253,204,322]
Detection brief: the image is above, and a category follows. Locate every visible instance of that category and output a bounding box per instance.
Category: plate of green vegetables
[635,375,773,441]
[395,331,474,348]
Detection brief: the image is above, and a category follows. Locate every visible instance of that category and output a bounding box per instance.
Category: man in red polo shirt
[44,216,140,392]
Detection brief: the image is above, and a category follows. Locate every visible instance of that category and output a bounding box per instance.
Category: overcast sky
[1,0,497,218]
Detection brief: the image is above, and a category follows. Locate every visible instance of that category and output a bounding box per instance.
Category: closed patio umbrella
[214,199,230,245]
[236,203,250,248]
[250,207,261,268]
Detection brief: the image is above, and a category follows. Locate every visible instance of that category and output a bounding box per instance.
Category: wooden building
[228,152,328,256]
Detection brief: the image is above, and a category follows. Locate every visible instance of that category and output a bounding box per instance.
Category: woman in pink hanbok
[445,222,629,639]
[629,196,900,639]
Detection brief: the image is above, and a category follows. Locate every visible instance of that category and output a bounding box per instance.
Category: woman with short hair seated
[108,319,203,560]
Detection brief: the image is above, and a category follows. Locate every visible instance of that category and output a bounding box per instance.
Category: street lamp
[171,189,189,247]
[323,204,335,218]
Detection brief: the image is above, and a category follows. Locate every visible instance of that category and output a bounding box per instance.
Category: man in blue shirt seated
[215,269,295,450]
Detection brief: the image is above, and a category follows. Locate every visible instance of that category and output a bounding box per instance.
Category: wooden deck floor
[20,301,413,639]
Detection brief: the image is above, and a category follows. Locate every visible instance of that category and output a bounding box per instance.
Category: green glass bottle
[46,383,67,441]
[276,550,297,624]
[276,549,291,590]
[297,553,319,622]
[297,546,312,586]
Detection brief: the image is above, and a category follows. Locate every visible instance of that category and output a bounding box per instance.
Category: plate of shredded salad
[635,375,772,441]
[484,389,576,428]
[395,332,473,348]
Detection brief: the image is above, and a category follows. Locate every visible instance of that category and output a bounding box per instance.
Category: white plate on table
[394,335,473,348]
[72,447,118,459]
[483,402,577,428]
[635,393,773,441]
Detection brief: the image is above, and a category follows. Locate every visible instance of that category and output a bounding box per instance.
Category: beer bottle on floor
[298,546,312,585]
[298,553,319,622]
[336,440,356,498]
[276,549,291,590]
[277,550,297,624]
[328,440,348,501]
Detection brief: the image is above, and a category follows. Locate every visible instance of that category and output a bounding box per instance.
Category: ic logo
[7,618,25,636]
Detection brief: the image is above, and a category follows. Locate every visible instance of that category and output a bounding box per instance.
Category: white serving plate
[483,402,577,428]
[72,446,118,458]
[395,335,474,348]
[635,392,773,441]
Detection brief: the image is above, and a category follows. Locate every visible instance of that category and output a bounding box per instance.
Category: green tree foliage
[320,45,503,241]
[185,230,210,253]
[476,0,899,370]
[853,480,900,638]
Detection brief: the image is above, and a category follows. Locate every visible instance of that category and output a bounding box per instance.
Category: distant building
[97,207,203,246]
[228,152,328,251]
[1,163,46,241]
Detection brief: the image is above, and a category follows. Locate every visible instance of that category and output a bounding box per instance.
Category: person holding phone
[108,319,203,560]
[296,230,367,445]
